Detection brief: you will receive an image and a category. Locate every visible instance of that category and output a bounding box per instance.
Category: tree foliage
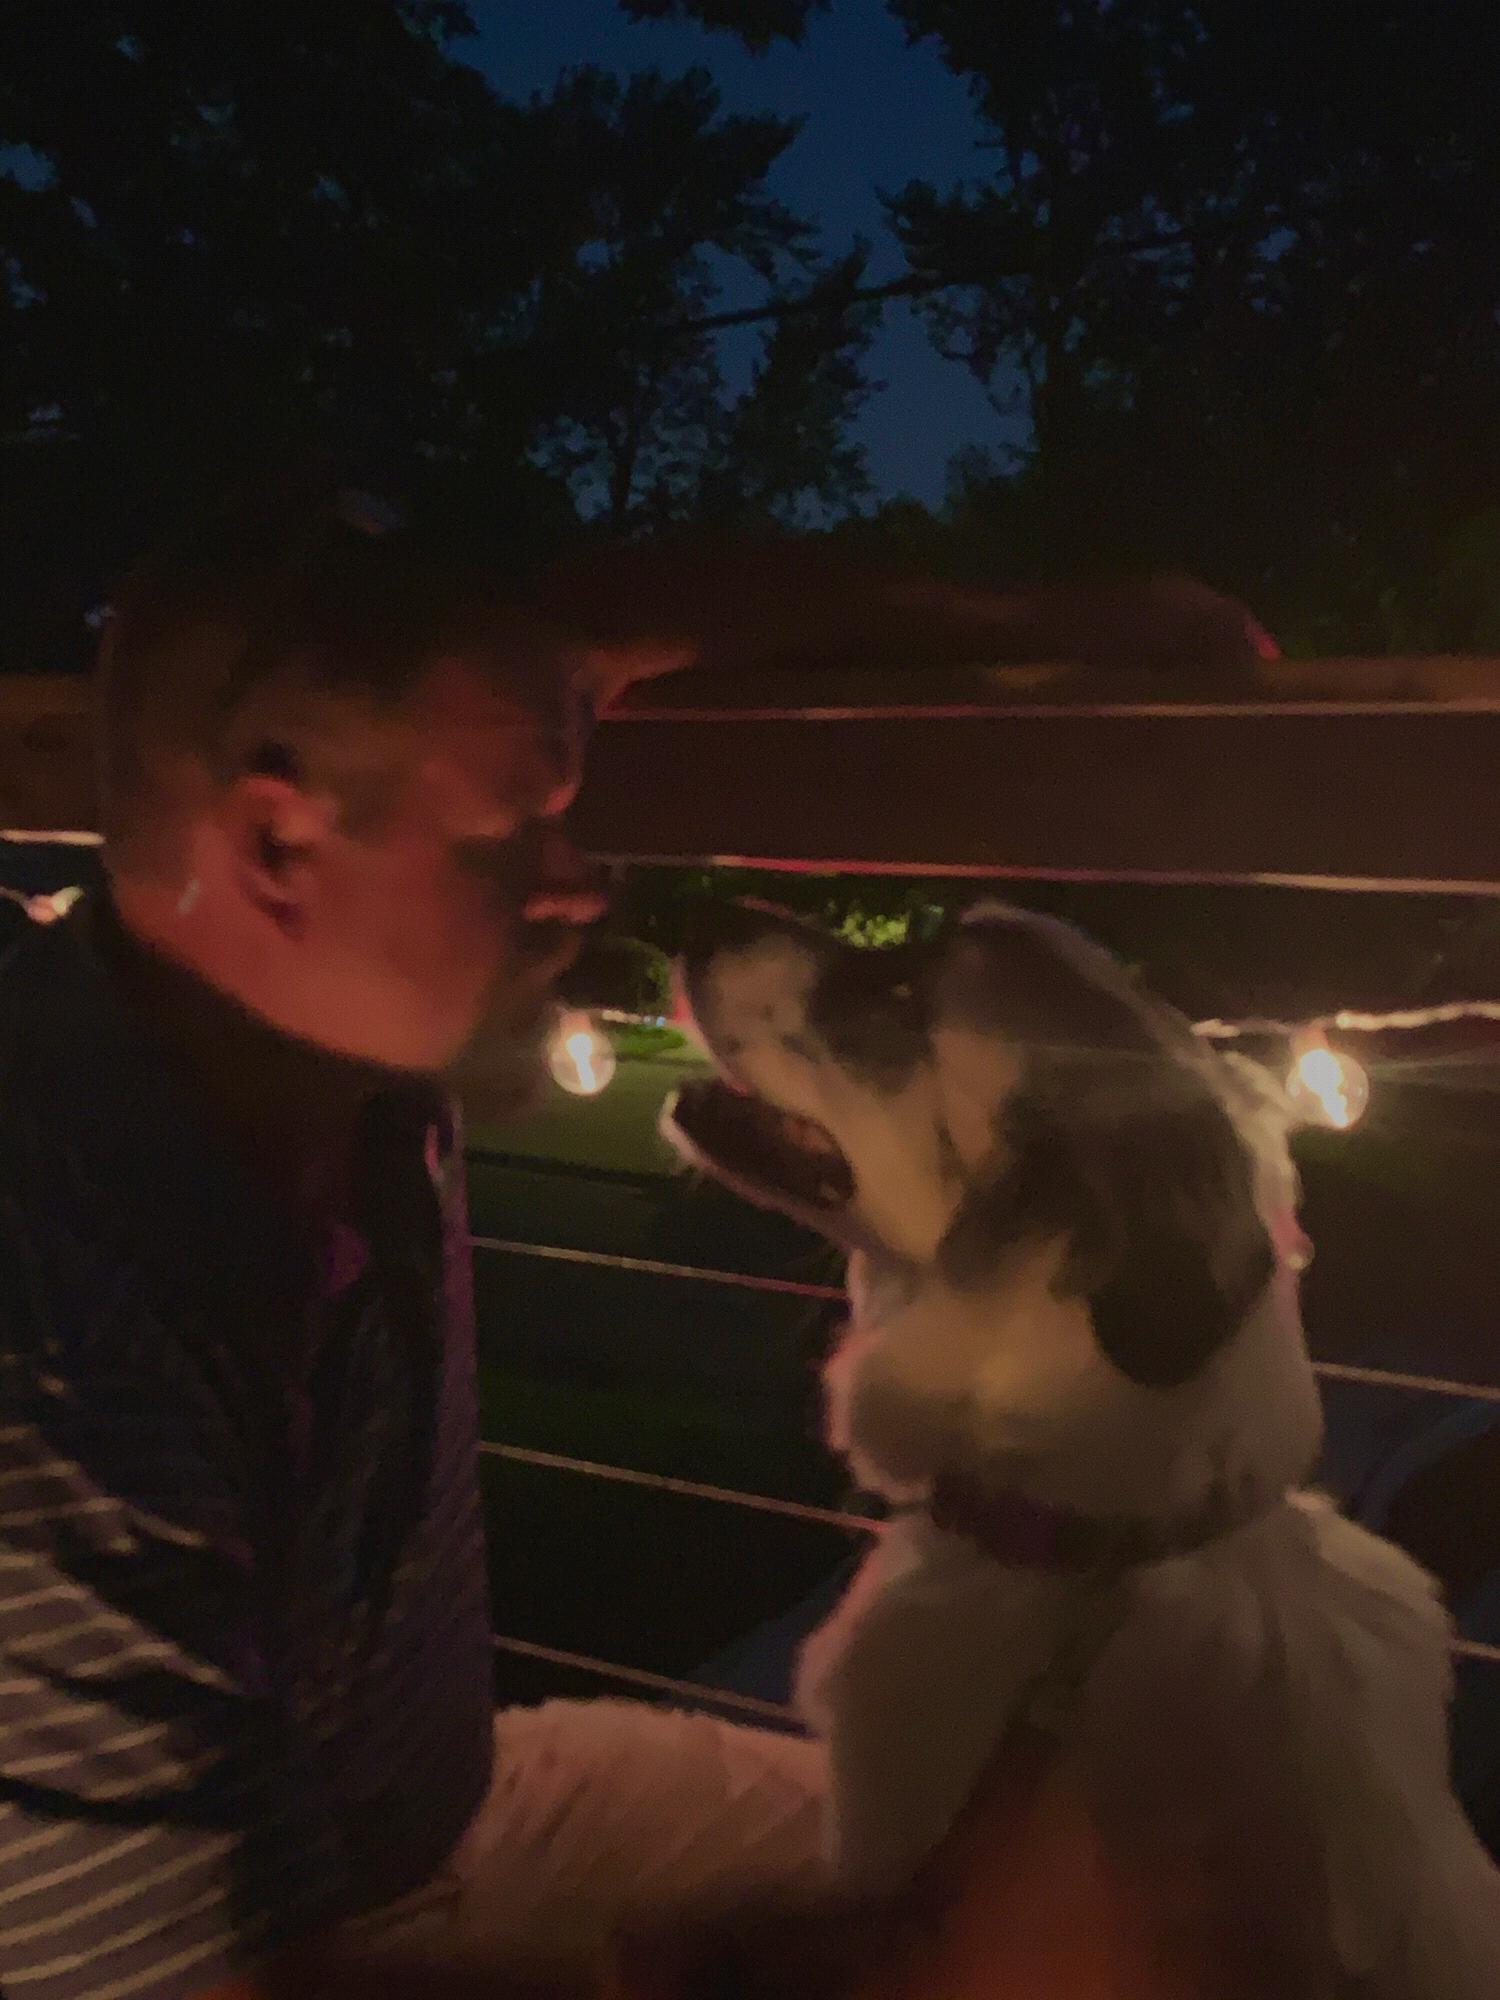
[619,0,829,53]
[885,0,1500,646]
[521,66,872,531]
[6,0,1500,666]
[0,1,872,669]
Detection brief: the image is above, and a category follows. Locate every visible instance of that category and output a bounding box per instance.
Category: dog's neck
[828,1242,1324,1528]
[918,1462,1286,1575]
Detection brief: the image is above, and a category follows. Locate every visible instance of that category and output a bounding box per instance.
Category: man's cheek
[445,1003,552,1124]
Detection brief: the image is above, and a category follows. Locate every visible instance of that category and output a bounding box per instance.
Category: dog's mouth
[664,1078,856,1221]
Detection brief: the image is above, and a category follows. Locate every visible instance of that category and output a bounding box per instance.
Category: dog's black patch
[930,908,1272,1386]
[807,944,929,1091]
[939,1059,1273,1390]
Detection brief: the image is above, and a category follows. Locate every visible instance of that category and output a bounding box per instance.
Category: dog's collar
[924,1468,1267,1574]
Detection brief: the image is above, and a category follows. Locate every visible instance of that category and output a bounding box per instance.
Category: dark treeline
[5,0,1500,668]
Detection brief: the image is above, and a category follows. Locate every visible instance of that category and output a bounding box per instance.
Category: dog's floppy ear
[940,1061,1274,1390]
[1079,1085,1275,1388]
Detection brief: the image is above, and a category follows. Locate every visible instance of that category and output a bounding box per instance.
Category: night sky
[464,0,1002,504]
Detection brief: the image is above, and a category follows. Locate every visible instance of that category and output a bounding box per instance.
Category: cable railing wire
[479,1240,1500,1693]
[473,1233,1500,1408]
[471,1234,843,1302]
[490,1636,797,1723]
[488,1631,1500,1721]
[482,1440,876,1535]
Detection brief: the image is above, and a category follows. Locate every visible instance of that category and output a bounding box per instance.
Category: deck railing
[471,1230,1500,1718]
[5,660,1498,1718]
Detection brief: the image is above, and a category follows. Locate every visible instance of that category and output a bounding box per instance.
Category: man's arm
[0,1404,357,2000]
[537,532,1274,698]
[0,1166,365,2000]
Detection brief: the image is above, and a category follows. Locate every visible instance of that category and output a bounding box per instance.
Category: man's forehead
[417,649,585,726]
[407,653,588,819]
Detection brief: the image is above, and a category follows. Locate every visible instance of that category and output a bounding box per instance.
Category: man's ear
[218,771,338,937]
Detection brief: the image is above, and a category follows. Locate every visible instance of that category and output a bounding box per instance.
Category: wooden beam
[574,695,1500,895]
[4,669,1498,893]
[0,676,95,836]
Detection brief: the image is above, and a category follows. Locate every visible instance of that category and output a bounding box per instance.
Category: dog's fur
[664,900,1500,1998]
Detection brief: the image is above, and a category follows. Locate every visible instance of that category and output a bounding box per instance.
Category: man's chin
[444,1007,553,1129]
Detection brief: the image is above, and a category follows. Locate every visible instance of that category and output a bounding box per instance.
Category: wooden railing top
[614,653,1500,715]
[5,661,1498,893]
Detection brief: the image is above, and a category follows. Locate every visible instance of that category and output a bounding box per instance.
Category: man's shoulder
[0,908,122,1121]
[0,915,149,1246]
[0,916,114,1224]
[0,916,55,1074]
[0,910,308,1366]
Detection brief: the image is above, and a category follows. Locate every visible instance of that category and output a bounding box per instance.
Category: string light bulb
[0,885,84,925]
[546,1009,617,1098]
[1285,1028,1370,1131]
[28,885,83,924]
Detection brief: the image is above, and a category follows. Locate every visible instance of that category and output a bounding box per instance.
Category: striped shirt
[0,907,495,2000]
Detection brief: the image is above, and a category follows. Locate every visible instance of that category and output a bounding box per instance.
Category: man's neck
[92,889,389,1216]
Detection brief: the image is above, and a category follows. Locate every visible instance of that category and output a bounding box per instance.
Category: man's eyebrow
[461,717,576,740]
[464,764,580,833]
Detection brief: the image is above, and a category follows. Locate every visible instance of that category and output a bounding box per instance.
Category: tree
[682,251,878,529]
[620,0,829,52]
[1,2,547,664]
[520,67,873,532]
[883,0,1500,646]
[0,2,876,670]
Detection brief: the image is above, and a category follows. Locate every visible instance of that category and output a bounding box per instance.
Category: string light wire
[1194,1001,1500,1040]
[3,880,1496,1127]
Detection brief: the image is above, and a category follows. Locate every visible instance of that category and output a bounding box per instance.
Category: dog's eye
[810,949,929,1085]
[816,952,924,1017]
[884,981,926,1033]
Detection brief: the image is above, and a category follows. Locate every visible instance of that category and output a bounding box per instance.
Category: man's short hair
[97,465,574,873]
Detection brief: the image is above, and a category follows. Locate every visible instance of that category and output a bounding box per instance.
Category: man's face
[301,655,603,1080]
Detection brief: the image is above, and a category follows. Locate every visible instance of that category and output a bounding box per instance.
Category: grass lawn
[470,1042,859,1705]
[472,1048,707,1177]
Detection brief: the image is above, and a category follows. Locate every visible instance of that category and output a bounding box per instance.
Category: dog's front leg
[798,1527,1074,1892]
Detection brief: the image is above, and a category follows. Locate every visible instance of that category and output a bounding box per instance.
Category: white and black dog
[664,899,1500,1997]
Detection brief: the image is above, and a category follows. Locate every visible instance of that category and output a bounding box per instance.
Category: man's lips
[517,923,587,986]
[524,889,610,927]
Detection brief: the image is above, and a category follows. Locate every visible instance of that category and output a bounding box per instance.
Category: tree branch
[666,226,1190,337]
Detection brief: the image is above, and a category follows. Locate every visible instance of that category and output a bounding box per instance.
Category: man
[0,477,926,2000]
[0,477,617,1998]
[0,475,1266,2000]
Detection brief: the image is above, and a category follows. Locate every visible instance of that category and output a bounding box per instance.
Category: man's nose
[522,829,609,928]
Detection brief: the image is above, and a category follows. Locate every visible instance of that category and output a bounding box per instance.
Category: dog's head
[665,901,1310,1501]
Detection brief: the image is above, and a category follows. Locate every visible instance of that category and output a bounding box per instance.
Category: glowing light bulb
[25,885,82,925]
[546,1010,617,1097]
[1285,1032,1369,1131]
